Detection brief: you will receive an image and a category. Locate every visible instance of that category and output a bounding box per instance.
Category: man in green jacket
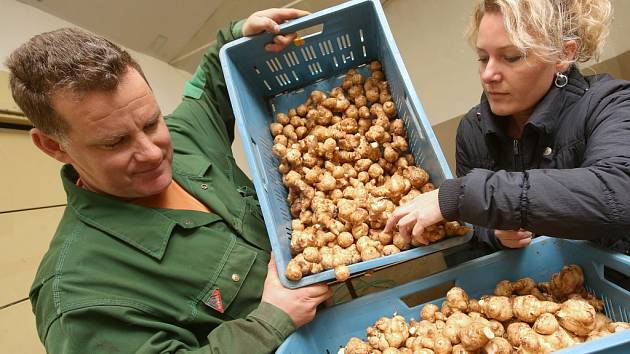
[6,8,331,354]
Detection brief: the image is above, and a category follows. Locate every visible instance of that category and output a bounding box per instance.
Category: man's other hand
[242,8,310,52]
[261,255,331,328]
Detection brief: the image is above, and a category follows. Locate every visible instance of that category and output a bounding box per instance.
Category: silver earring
[554,72,568,88]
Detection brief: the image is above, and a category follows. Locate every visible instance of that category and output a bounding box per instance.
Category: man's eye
[103,138,123,149]
[145,120,159,132]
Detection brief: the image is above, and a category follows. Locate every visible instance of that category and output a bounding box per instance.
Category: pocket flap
[201,242,257,314]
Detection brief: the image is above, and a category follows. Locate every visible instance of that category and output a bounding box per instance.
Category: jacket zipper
[513,139,522,171]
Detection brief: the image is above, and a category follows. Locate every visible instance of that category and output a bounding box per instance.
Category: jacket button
[543,147,553,156]
[231,273,241,282]
[201,183,208,190]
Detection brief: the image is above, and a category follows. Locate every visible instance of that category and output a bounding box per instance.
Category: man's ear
[556,39,578,72]
[30,128,72,164]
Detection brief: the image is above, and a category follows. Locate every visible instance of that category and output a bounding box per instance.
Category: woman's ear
[30,128,73,164]
[557,39,578,72]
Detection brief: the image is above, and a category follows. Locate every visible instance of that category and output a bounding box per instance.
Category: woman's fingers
[411,217,428,245]
[501,231,532,240]
[495,229,533,248]
[384,209,405,233]
[396,212,418,241]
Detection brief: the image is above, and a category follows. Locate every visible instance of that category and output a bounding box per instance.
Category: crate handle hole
[294,23,325,42]
[603,266,629,291]
[400,281,455,308]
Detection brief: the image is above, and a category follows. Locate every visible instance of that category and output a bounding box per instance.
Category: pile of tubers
[340,264,629,354]
[269,61,469,282]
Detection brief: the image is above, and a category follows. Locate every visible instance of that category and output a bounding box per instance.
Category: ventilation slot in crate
[275,73,291,87]
[266,57,283,73]
[318,40,335,56]
[283,51,301,67]
[336,33,352,49]
[301,46,318,61]
[587,285,629,322]
[308,62,323,75]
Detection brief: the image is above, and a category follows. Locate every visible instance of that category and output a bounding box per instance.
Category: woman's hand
[242,8,310,52]
[384,189,445,246]
[495,229,533,248]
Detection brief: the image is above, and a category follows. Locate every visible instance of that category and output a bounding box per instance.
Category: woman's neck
[508,111,531,139]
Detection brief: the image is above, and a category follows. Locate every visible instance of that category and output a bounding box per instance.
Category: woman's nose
[481,59,501,83]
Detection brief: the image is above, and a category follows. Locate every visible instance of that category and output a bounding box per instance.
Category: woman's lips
[486,91,508,97]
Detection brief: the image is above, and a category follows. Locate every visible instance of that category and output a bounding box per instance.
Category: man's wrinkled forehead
[50,68,156,131]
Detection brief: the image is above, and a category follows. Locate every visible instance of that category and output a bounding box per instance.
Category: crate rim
[318,236,630,309]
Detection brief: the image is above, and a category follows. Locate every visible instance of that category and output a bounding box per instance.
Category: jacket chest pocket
[197,165,270,251]
[198,241,263,319]
[237,186,271,252]
[237,186,263,221]
[540,141,585,169]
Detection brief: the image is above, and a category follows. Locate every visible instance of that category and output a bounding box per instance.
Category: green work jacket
[29,21,295,354]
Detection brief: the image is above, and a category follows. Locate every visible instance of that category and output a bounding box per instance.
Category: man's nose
[134,134,162,162]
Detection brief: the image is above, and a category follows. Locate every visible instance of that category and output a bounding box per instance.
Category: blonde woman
[386,0,629,255]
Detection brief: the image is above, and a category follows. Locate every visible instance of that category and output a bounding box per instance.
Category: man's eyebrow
[94,110,162,143]
[148,110,162,122]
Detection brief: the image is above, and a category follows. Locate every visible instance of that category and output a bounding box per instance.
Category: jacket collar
[61,154,216,261]
[480,65,589,138]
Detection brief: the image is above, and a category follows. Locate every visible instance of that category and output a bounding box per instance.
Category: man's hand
[383,189,444,246]
[242,8,310,52]
[495,229,532,248]
[261,255,331,328]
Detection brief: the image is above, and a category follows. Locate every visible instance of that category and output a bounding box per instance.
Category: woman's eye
[505,55,523,63]
[477,57,489,63]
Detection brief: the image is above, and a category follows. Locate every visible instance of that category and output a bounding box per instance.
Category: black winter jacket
[438,66,630,254]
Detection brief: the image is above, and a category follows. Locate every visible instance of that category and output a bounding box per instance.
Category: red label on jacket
[203,288,224,313]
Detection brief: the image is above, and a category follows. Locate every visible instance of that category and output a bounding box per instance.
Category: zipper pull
[513,139,520,155]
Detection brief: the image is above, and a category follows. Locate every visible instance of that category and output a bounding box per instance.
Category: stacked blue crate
[277,237,630,353]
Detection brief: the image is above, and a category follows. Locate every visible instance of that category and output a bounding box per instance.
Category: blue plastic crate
[277,237,630,353]
[220,0,471,288]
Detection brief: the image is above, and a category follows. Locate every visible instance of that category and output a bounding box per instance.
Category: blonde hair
[466,0,613,64]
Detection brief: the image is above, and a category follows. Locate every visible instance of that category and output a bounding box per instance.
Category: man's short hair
[6,27,146,139]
